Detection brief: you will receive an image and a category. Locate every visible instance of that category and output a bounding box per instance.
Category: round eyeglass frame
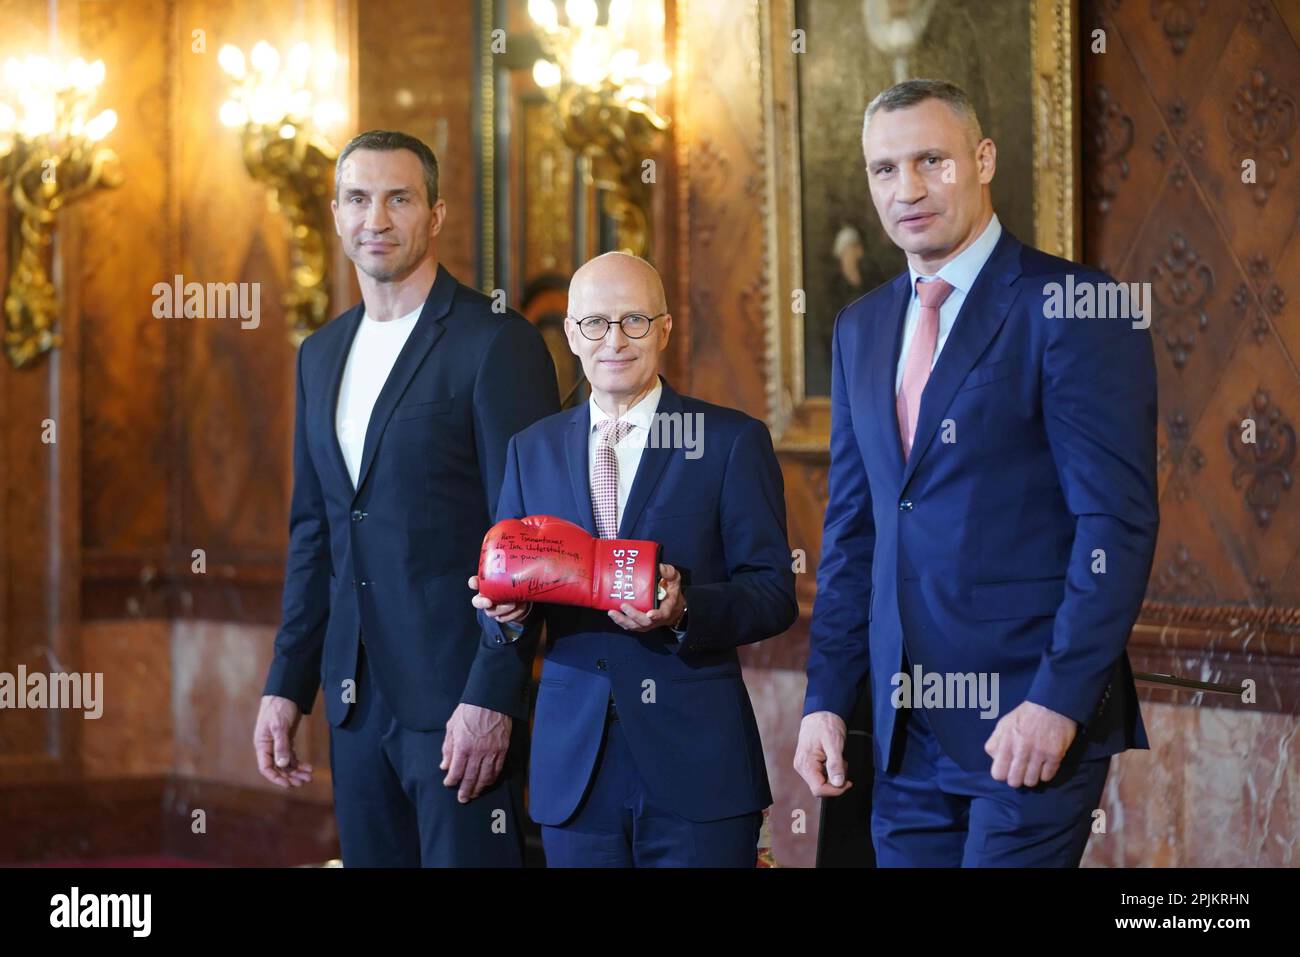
[571,312,668,340]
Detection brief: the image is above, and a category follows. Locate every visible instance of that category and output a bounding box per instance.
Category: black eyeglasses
[572,312,667,340]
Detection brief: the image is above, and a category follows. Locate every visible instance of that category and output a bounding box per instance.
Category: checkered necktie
[591,418,634,539]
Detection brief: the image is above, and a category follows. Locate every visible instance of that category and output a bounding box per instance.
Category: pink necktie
[591,418,634,539]
[897,277,955,460]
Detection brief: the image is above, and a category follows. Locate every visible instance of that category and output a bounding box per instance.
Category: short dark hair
[863,78,984,151]
[335,130,440,206]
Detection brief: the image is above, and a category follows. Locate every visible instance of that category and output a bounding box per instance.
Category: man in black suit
[252,130,558,866]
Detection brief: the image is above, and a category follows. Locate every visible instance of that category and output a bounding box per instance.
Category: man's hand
[441,702,512,803]
[468,574,532,624]
[984,700,1078,788]
[794,711,853,797]
[607,563,685,633]
[254,695,314,788]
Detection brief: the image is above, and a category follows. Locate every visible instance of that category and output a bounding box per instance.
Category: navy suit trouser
[329,643,526,867]
[540,703,763,868]
[871,706,1109,867]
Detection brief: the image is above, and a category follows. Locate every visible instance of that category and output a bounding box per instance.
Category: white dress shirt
[894,213,1003,393]
[588,377,663,533]
[335,304,423,488]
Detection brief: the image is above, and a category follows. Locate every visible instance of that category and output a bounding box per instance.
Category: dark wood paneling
[1,0,83,783]
[72,0,351,625]
[81,557,283,622]
[356,0,476,285]
[3,0,353,791]
[175,0,298,568]
[1084,0,1300,613]
[78,0,172,556]
[679,0,767,414]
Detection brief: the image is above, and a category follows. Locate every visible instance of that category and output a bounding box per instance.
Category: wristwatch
[670,602,689,637]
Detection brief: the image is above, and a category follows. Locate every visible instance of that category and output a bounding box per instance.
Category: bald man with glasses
[468,252,797,867]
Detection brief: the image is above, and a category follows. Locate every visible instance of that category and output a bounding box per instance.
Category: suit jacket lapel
[900,230,1024,491]
[323,303,365,492]
[565,403,597,534]
[618,377,679,538]
[872,272,911,482]
[351,264,455,500]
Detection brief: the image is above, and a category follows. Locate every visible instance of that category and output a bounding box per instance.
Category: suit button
[596,659,608,671]
[899,500,914,512]
[351,509,365,522]
[359,580,370,588]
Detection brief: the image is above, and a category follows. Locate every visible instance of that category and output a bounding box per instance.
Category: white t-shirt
[335,305,422,488]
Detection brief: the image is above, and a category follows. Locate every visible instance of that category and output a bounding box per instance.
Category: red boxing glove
[478,515,662,613]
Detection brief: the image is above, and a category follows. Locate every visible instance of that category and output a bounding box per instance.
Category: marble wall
[1084,702,1297,867]
[79,619,332,800]
[744,685,1300,869]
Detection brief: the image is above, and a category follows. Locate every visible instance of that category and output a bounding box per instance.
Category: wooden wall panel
[74,0,349,623]
[175,0,298,568]
[3,0,348,797]
[356,0,477,286]
[1084,0,1300,613]
[0,0,81,783]
[1073,0,1300,867]
[678,0,768,415]
[77,0,171,559]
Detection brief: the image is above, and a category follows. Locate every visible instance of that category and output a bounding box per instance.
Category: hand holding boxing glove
[477,515,663,613]
[468,574,531,624]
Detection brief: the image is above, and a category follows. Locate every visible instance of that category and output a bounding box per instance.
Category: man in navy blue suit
[252,131,558,866]
[795,80,1158,866]
[470,252,798,867]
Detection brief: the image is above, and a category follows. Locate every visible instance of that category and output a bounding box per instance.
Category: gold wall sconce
[0,55,121,369]
[219,41,345,344]
[528,0,671,258]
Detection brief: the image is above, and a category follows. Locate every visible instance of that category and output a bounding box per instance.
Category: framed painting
[762,0,1081,452]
